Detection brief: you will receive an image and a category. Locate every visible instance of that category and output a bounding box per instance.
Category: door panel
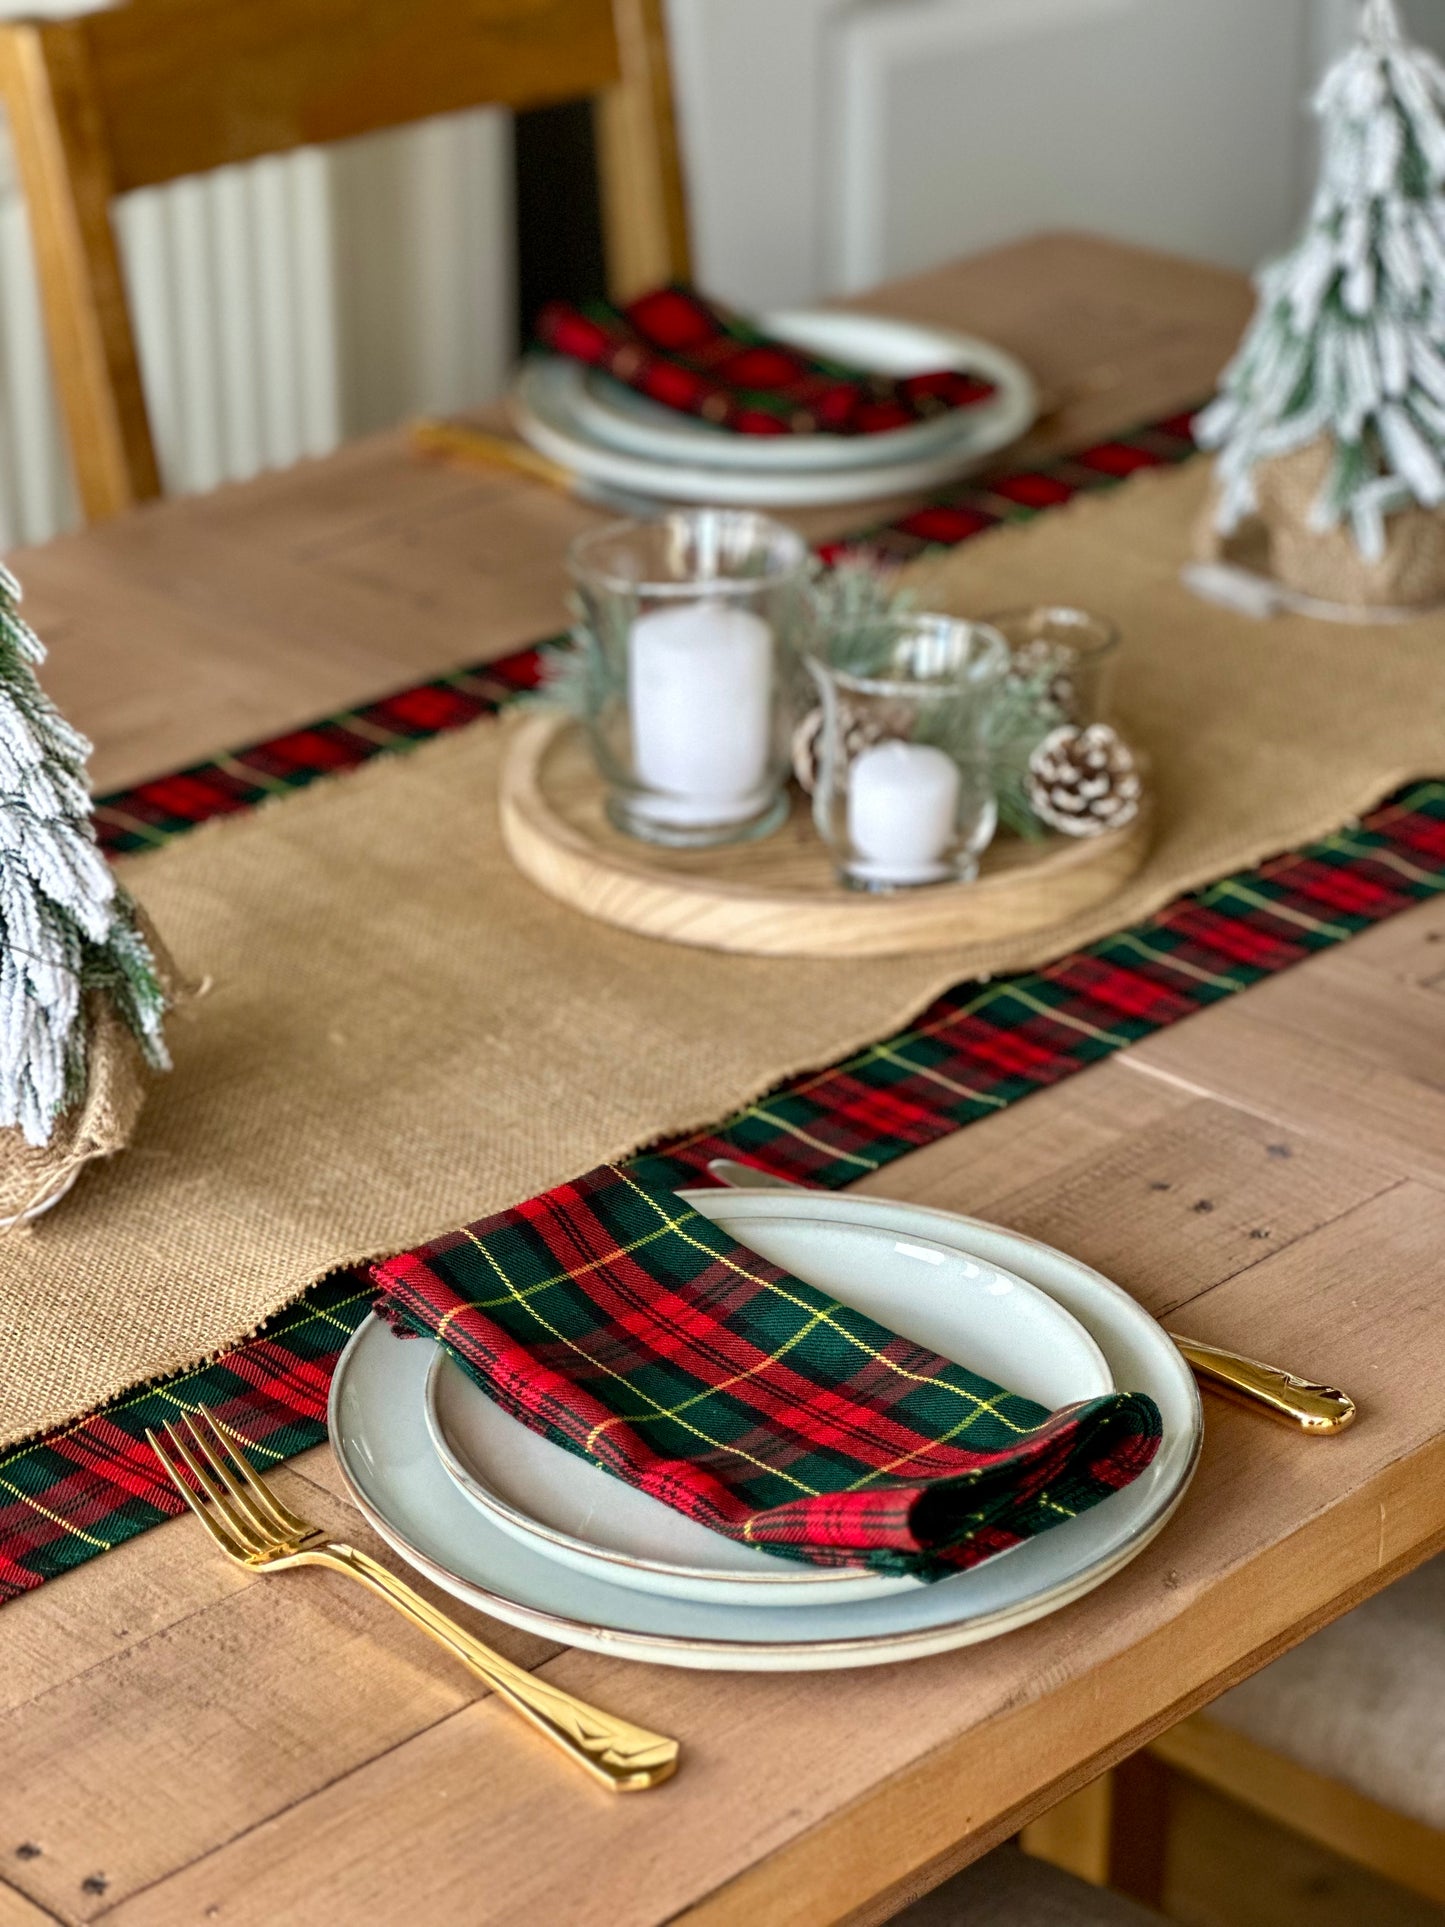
[828,0,1317,291]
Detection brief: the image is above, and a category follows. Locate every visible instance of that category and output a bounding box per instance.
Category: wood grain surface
[4,238,1441,1927]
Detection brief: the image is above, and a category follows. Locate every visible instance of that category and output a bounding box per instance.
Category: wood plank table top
[5,234,1445,1927]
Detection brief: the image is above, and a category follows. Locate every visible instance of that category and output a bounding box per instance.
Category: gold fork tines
[148,1408,679,1792]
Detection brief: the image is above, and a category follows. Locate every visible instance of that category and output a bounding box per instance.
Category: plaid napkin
[374,1166,1161,1582]
[535,285,998,438]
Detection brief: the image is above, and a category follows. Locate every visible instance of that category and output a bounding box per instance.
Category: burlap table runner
[4,460,1443,1448]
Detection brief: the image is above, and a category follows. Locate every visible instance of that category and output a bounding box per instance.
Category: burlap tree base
[1258,440,1445,610]
[1196,441,1445,617]
[0,919,189,1227]
[0,997,148,1223]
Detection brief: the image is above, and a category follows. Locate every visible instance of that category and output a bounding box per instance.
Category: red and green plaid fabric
[374,1165,1161,1581]
[535,285,997,437]
[91,652,544,857]
[6,406,1445,1604]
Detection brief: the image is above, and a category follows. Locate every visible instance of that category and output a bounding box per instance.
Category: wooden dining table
[3,232,1444,1927]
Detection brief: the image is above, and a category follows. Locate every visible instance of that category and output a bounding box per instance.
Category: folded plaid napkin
[373,1165,1162,1583]
[535,285,998,438]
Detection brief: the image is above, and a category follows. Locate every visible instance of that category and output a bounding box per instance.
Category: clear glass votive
[568,508,811,848]
[984,606,1121,727]
[807,616,1009,890]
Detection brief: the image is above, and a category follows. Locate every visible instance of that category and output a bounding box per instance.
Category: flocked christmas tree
[1198,0,1445,564]
[0,564,169,1148]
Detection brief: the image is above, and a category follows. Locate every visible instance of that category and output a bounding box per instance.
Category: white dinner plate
[564,311,1032,473]
[509,315,1036,508]
[422,1218,1114,1608]
[327,1193,1201,1670]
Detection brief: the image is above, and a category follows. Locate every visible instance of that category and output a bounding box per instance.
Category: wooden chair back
[0,0,689,522]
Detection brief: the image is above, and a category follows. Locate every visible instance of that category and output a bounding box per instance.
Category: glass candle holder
[984,606,1121,727]
[568,509,810,848]
[807,616,1009,890]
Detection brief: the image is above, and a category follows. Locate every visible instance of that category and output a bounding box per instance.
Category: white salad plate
[564,310,1032,473]
[422,1218,1114,1609]
[509,311,1037,508]
[327,1193,1201,1671]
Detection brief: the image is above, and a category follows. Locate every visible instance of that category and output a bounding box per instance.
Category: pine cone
[1026,723,1142,837]
[791,701,911,794]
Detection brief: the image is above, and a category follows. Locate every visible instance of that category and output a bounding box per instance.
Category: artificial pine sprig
[535,595,627,718]
[911,664,1066,840]
[804,553,916,677]
[0,566,170,1144]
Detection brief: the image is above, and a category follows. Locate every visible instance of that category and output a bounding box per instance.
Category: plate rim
[420,1217,1114,1599]
[327,1197,1201,1665]
[331,1393,1193,1664]
[509,326,1037,508]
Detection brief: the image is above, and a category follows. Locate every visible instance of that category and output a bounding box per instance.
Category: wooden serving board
[500,711,1151,959]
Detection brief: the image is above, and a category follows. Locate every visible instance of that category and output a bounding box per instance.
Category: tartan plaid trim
[6,405,1443,1602]
[92,652,545,857]
[0,1275,371,1596]
[818,412,1202,566]
[626,787,1445,1193]
[535,285,997,437]
[373,1165,1162,1581]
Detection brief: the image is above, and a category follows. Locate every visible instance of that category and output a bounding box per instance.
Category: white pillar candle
[846,739,961,885]
[628,601,774,826]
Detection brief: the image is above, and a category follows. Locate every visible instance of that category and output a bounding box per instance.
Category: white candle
[628,601,774,827]
[846,739,961,885]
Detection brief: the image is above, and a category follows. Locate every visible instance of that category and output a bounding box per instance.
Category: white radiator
[0,106,515,549]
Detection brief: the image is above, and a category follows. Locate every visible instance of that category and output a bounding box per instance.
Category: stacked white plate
[328,1189,1201,1671]
[509,310,1039,510]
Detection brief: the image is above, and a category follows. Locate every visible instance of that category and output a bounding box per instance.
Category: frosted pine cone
[792,701,910,794]
[1026,723,1142,837]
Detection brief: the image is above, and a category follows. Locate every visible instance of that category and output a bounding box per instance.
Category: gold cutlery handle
[410,418,577,493]
[1168,1336,1357,1435]
[311,1542,679,1791]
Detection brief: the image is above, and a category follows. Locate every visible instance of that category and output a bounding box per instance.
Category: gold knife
[700,1159,1356,1435]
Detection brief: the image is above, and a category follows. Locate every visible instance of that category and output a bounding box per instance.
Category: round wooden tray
[500,712,1151,959]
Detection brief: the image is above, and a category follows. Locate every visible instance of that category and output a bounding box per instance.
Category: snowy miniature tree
[1198,0,1445,561]
[0,564,169,1146]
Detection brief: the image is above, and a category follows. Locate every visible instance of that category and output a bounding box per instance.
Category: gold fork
[147,1408,679,1792]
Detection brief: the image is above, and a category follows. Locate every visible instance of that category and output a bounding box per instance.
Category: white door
[668,0,1444,309]
[826,0,1315,291]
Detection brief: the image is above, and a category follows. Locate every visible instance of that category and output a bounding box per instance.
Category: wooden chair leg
[0,19,160,520]
[1019,1772,1115,1886]
[595,0,691,300]
[1019,1754,1171,1905]
[1150,1715,1445,1909]
[1106,1751,1172,1907]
